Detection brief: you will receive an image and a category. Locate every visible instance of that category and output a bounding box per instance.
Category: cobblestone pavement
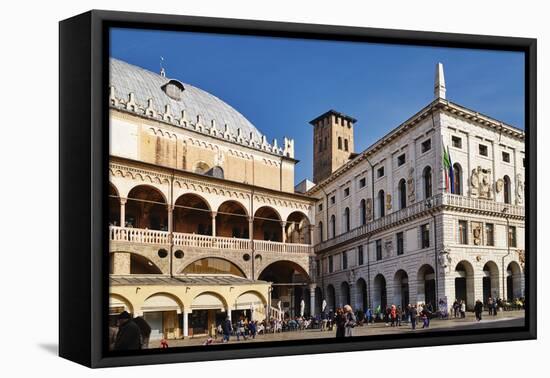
[147,310,525,349]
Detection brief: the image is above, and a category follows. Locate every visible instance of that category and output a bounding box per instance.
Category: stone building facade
[309,64,525,313]
[108,59,316,340]
[108,58,525,341]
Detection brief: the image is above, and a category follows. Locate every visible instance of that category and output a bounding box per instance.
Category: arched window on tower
[399,179,407,210]
[453,163,462,195]
[504,175,511,204]
[423,166,433,199]
[338,137,343,150]
[344,139,349,152]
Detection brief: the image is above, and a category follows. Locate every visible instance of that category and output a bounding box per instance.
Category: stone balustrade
[109,226,170,245]
[109,226,313,255]
[315,193,524,253]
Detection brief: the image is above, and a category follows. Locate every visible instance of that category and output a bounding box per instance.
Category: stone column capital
[119,197,128,205]
[211,211,217,218]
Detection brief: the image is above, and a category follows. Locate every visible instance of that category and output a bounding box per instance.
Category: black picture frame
[59,9,537,368]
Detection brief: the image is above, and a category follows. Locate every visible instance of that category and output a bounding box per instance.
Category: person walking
[487,297,494,316]
[335,308,346,338]
[343,305,357,337]
[421,305,430,329]
[460,300,466,318]
[410,305,418,330]
[321,310,328,331]
[474,299,483,321]
[236,317,247,341]
[396,306,402,327]
[390,305,397,327]
[113,311,142,351]
[222,316,232,343]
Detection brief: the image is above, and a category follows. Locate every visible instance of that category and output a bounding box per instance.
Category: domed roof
[109,58,263,141]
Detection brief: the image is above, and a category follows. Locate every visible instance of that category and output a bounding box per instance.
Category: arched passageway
[394,270,409,309]
[254,206,282,242]
[285,212,311,244]
[258,260,310,318]
[173,193,211,234]
[356,278,368,311]
[126,185,168,230]
[340,281,351,307]
[455,261,475,310]
[216,201,248,238]
[483,261,500,304]
[506,261,523,301]
[326,284,336,312]
[417,264,435,307]
[373,274,387,310]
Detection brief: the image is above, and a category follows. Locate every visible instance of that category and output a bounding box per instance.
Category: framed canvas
[59,10,536,368]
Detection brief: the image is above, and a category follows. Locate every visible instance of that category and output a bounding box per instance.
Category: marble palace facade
[108,58,525,340]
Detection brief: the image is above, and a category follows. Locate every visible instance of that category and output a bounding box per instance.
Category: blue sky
[110,28,525,183]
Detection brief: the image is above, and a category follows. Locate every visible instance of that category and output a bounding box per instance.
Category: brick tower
[310,110,357,183]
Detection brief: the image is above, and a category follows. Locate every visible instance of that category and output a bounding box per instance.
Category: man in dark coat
[474,300,484,321]
[221,317,232,343]
[113,311,142,351]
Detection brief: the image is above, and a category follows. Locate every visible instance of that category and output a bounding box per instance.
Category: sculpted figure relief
[495,178,504,193]
[386,194,392,210]
[366,198,373,221]
[517,174,524,204]
[470,166,492,199]
[384,239,393,258]
[407,167,416,203]
[472,222,482,245]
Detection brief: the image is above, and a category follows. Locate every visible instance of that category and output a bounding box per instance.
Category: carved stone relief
[366,198,373,221]
[471,222,482,245]
[517,174,524,205]
[470,166,492,199]
[407,167,416,203]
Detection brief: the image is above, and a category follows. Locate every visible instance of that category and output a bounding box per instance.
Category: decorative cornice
[308,98,525,195]
[110,87,295,160]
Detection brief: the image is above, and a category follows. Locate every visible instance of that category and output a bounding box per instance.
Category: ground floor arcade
[319,258,524,313]
[109,276,270,340]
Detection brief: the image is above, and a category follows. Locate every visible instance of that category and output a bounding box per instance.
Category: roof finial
[434,62,446,99]
[160,56,166,77]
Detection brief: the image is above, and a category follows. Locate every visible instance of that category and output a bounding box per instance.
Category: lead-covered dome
[109,58,263,141]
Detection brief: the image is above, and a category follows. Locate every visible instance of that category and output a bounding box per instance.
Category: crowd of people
[109,296,526,350]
